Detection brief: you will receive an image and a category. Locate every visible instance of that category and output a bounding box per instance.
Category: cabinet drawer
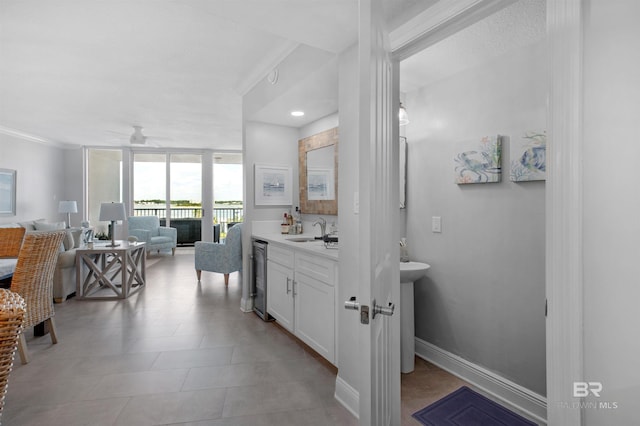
[295,252,336,286]
[267,244,294,268]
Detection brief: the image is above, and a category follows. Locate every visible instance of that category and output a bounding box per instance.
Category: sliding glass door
[133,152,204,244]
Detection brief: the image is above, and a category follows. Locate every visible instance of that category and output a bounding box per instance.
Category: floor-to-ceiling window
[87,149,242,244]
[213,153,243,239]
[133,152,167,218]
[87,149,122,235]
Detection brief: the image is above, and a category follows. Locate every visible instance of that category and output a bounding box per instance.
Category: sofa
[0,219,84,303]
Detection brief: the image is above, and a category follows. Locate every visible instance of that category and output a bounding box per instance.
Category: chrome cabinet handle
[286,277,291,294]
[292,280,297,296]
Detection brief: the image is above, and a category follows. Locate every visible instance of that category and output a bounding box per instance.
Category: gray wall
[583,1,640,423]
[404,40,546,395]
[0,136,75,225]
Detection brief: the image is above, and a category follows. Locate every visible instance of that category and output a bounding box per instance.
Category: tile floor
[2,248,466,425]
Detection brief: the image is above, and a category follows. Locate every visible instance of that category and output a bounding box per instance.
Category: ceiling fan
[129,125,147,145]
[107,125,171,147]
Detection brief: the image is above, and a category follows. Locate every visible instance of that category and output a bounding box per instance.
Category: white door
[357,0,401,424]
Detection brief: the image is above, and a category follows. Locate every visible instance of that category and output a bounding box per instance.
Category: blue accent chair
[195,223,242,285]
[128,216,177,256]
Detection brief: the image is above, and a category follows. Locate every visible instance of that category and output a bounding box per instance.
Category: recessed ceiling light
[291,111,305,117]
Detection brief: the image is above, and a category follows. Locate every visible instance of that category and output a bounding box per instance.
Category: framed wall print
[254,164,292,206]
[0,168,16,216]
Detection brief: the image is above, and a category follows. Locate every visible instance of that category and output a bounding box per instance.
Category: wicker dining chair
[0,289,26,422]
[0,227,26,258]
[10,230,65,364]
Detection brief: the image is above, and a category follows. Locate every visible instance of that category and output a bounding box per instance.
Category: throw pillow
[33,221,66,252]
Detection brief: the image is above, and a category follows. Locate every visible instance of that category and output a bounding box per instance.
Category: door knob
[372,299,395,319]
[344,296,359,310]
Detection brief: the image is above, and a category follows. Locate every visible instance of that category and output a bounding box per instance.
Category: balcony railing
[133,207,242,225]
[132,207,243,245]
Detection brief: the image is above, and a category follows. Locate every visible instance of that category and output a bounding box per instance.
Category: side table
[76,241,146,299]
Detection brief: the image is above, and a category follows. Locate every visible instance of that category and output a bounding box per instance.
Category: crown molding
[0,125,76,149]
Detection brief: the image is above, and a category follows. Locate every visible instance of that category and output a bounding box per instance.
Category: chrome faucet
[313,217,327,237]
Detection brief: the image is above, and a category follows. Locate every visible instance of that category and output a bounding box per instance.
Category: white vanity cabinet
[265,242,337,364]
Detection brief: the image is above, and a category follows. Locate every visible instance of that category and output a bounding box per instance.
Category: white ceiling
[0,0,544,151]
[400,0,546,93]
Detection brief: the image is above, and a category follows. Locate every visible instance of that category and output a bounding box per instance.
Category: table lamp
[58,200,78,229]
[99,202,126,247]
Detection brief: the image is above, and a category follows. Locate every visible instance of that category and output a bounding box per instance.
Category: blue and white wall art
[510,131,546,182]
[454,135,502,184]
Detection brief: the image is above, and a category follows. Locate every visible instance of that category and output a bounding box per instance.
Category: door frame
[389,1,584,424]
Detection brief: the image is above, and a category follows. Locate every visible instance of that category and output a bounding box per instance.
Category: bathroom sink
[399,261,431,374]
[286,237,317,243]
[400,261,431,283]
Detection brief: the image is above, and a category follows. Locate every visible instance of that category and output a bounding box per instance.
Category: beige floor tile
[1,248,466,426]
[88,369,189,399]
[1,398,129,426]
[115,389,227,425]
[221,381,325,418]
[151,346,234,370]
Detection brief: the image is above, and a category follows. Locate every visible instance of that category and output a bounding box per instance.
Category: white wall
[0,136,73,225]
[582,1,640,423]
[404,40,547,395]
[241,121,299,309]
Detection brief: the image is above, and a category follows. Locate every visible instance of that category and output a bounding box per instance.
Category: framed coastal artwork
[454,135,502,184]
[254,164,292,206]
[0,168,16,216]
[510,131,546,182]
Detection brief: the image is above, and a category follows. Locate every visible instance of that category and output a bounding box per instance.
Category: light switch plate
[432,216,442,233]
[353,192,359,214]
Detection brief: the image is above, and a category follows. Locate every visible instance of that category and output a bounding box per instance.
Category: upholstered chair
[195,223,243,285]
[10,230,66,364]
[127,216,177,256]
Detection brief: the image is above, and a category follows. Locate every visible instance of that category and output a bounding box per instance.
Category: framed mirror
[299,127,338,215]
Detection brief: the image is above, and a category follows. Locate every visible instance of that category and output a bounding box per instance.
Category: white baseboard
[240,297,253,313]
[415,337,547,424]
[334,375,359,420]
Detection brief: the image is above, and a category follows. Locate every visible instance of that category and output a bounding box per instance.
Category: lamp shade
[58,200,78,214]
[99,202,126,221]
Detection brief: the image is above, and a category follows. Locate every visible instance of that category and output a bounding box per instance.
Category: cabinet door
[266,260,294,332]
[294,272,335,363]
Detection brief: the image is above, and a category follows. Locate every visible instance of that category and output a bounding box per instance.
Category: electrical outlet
[432,216,442,233]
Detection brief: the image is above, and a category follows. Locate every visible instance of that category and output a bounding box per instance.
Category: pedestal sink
[400,261,430,373]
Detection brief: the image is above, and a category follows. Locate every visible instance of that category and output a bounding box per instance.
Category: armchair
[195,223,242,285]
[128,216,177,256]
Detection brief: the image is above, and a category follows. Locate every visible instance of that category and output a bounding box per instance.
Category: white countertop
[252,232,339,260]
